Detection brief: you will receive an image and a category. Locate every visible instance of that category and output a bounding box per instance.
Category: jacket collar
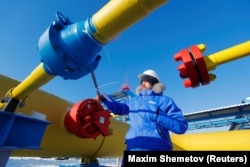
[136,82,166,95]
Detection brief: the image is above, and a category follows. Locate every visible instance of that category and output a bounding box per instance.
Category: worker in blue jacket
[97,69,188,151]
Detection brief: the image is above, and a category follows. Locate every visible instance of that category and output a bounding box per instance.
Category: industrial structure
[1,0,250,166]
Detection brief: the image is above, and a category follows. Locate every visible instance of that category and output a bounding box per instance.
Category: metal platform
[110,90,250,131]
[185,102,250,130]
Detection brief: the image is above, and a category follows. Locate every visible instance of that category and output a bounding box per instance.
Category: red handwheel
[64,99,110,138]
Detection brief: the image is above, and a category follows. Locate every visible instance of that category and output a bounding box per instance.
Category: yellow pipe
[172,130,250,150]
[0,63,54,110]
[0,0,169,110]
[0,74,129,157]
[2,75,250,158]
[92,0,168,44]
[204,41,250,71]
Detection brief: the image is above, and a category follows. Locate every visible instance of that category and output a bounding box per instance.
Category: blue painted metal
[38,12,103,79]
[185,102,250,122]
[188,116,250,130]
[109,90,135,102]
[0,111,50,166]
[186,103,250,130]
[0,149,12,167]
[0,111,50,149]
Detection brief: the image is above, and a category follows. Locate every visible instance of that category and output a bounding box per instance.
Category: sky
[1,0,250,115]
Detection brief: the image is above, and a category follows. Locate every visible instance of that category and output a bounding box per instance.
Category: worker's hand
[96,94,106,102]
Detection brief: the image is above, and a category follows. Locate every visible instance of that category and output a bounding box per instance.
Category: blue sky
[1,0,250,115]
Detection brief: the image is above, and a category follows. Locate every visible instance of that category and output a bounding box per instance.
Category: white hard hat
[138,69,160,81]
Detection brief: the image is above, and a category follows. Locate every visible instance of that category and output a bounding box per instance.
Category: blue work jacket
[103,89,188,151]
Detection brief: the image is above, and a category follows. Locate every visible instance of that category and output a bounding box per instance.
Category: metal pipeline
[1,0,169,111]
[174,41,250,88]
[91,0,168,44]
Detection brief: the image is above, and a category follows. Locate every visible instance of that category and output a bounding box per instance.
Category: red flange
[174,49,200,88]
[64,99,110,138]
[189,45,210,86]
[174,45,210,88]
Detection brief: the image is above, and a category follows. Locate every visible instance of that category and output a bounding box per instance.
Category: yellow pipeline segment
[92,0,168,44]
[0,63,54,110]
[3,74,249,156]
[0,74,129,157]
[171,130,250,150]
[2,74,250,156]
[203,41,250,71]
[0,0,169,110]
